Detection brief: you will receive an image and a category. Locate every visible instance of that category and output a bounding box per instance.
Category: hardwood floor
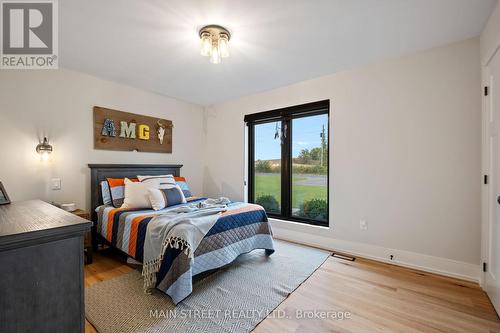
[85,249,500,333]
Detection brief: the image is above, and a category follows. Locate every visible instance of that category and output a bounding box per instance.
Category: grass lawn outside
[255,174,327,209]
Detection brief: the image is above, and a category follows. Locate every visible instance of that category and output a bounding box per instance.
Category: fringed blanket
[142,203,227,291]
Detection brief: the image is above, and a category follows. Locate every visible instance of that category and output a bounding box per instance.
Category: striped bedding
[96,198,275,303]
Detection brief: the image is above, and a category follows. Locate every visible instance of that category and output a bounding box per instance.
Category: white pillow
[121,178,157,209]
[148,185,186,211]
[137,174,176,189]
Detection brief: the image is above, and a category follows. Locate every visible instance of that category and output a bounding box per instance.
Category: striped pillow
[106,177,139,207]
[100,181,112,205]
[148,185,186,211]
[137,175,176,189]
[174,176,192,198]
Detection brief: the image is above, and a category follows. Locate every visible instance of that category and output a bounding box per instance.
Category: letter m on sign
[120,121,136,139]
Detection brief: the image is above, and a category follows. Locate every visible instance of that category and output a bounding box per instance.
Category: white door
[486,49,500,313]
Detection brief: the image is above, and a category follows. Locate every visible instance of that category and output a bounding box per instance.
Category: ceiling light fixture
[199,25,231,64]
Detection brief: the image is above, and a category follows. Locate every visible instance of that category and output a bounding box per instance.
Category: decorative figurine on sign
[157,120,167,145]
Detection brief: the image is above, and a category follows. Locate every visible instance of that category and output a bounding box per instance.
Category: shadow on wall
[203,166,219,198]
[221,181,243,202]
[203,166,243,201]
[82,166,91,211]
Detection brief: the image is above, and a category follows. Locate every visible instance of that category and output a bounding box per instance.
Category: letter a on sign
[101,119,116,137]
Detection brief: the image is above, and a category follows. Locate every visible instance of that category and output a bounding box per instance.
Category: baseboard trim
[269,221,480,283]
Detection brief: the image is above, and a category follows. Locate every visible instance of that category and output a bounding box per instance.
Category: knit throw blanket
[142,200,229,291]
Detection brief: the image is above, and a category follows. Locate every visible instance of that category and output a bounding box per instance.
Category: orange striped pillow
[106,178,139,207]
[174,177,192,197]
[107,177,138,188]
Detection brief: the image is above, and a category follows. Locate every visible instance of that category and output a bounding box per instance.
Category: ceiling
[60,0,497,106]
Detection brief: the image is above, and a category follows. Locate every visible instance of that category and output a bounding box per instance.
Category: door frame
[482,45,500,289]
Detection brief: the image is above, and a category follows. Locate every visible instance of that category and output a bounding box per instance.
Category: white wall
[0,69,204,210]
[203,38,482,279]
[481,1,500,66]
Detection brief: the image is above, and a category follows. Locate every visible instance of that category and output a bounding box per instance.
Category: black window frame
[245,100,330,227]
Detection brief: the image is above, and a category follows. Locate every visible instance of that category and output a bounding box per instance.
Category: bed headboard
[88,164,182,221]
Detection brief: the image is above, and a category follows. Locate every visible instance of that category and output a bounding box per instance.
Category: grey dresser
[0,200,92,333]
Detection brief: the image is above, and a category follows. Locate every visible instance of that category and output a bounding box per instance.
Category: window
[246,100,329,227]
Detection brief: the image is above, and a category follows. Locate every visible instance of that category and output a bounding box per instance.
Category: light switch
[51,178,61,190]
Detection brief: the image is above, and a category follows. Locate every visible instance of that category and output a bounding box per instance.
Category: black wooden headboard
[88,164,182,222]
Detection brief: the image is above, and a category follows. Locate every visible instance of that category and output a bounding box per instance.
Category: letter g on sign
[138,124,150,140]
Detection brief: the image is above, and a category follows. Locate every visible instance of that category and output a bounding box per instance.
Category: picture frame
[0,182,11,205]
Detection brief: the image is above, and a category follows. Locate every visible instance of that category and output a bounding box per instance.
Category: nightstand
[71,209,93,264]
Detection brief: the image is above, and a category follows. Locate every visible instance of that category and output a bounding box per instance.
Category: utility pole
[320,124,326,166]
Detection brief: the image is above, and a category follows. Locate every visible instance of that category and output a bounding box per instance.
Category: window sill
[268,217,330,230]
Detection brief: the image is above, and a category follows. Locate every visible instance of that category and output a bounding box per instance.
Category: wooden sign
[93,106,173,153]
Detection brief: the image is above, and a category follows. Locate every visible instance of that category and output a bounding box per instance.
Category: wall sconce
[36,137,53,160]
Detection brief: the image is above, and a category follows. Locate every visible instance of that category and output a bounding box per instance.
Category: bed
[89,164,275,304]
